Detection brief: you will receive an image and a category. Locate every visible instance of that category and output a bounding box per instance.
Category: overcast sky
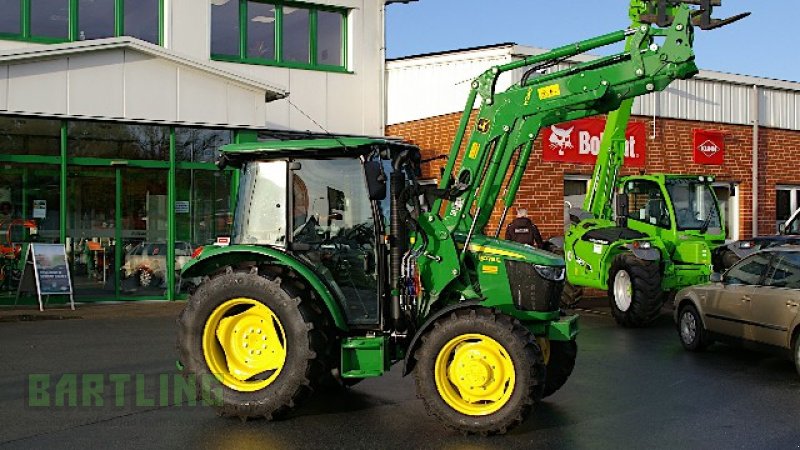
[386,0,797,82]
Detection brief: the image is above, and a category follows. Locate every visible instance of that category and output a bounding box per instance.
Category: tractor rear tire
[608,254,663,327]
[177,269,329,420]
[560,282,583,309]
[413,308,545,435]
[541,339,577,399]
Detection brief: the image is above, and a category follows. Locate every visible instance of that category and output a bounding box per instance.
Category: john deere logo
[476,119,490,133]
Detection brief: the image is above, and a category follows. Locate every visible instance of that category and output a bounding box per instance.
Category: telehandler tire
[540,339,577,399]
[413,308,545,435]
[719,249,740,272]
[177,269,329,420]
[608,254,663,327]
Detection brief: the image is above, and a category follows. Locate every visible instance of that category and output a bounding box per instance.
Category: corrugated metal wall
[388,47,800,131]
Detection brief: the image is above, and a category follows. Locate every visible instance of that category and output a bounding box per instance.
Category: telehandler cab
[177,0,746,434]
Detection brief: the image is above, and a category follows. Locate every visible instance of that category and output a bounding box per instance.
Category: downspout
[751,84,759,237]
[380,3,388,135]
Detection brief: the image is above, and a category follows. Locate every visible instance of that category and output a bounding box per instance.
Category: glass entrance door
[68,167,116,297]
[68,166,168,300]
[119,168,168,298]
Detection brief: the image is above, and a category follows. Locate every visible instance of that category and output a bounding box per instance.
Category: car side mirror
[778,223,786,235]
[364,161,387,201]
[710,272,723,283]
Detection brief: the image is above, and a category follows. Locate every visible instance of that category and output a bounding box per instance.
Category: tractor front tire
[560,282,583,309]
[720,249,740,272]
[608,254,663,327]
[177,269,329,420]
[413,308,545,435]
[540,339,577,399]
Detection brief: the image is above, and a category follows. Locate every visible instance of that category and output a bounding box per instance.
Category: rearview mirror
[710,272,723,283]
[364,161,386,201]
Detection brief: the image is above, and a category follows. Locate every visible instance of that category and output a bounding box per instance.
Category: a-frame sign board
[15,244,75,311]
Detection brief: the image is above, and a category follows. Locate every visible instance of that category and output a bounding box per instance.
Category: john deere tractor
[176,0,745,434]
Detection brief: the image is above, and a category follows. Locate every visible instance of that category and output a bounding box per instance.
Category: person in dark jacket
[505,208,544,248]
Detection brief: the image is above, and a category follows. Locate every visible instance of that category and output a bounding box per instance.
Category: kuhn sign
[693,129,725,165]
[542,118,646,167]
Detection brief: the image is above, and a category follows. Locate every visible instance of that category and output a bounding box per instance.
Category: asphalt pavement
[0,301,798,449]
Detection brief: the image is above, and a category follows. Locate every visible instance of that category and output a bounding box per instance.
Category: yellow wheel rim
[536,337,551,365]
[202,298,287,392]
[434,334,516,416]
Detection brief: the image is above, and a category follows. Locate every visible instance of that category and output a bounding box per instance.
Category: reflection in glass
[175,128,232,163]
[211,0,239,56]
[282,7,309,63]
[124,0,159,44]
[726,253,770,285]
[247,1,275,60]
[78,0,115,40]
[31,0,69,39]
[0,117,61,156]
[316,10,342,66]
[0,0,21,35]
[765,252,800,289]
[68,121,169,160]
[233,161,287,246]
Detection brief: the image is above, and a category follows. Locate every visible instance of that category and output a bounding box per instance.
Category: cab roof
[221,137,412,155]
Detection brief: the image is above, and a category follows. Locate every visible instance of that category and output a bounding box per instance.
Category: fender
[402,300,480,376]
[182,245,349,331]
[621,242,662,261]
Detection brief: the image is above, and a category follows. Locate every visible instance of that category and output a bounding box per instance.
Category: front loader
[176,0,745,435]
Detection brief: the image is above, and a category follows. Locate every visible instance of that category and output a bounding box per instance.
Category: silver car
[674,246,800,376]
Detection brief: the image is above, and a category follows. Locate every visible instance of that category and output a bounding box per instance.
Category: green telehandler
[556,2,748,327]
[176,0,746,434]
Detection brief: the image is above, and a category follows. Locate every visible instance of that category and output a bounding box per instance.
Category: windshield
[232,161,287,246]
[784,211,800,235]
[665,179,721,232]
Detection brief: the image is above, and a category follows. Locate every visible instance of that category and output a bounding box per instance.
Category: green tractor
[177,138,576,434]
[175,0,746,434]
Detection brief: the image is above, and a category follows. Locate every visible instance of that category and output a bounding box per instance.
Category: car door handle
[741,295,751,302]
[787,301,799,308]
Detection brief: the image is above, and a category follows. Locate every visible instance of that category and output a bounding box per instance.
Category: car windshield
[784,212,800,235]
[665,179,721,232]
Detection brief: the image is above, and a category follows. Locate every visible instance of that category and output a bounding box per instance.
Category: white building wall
[0,0,388,135]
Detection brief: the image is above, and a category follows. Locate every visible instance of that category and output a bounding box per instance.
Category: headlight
[632,240,652,249]
[534,264,565,281]
[738,241,754,249]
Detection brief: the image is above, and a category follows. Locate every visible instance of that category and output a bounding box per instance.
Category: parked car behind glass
[121,241,193,287]
[674,246,800,377]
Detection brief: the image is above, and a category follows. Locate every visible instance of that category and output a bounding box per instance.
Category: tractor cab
[195,137,421,327]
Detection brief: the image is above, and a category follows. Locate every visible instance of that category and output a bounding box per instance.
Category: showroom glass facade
[0,115,246,304]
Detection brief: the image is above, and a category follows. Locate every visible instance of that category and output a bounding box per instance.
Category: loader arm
[428,0,745,259]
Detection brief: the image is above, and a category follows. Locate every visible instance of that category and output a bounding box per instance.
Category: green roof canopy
[221,137,395,155]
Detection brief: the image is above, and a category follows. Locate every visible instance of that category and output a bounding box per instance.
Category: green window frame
[211,0,349,73]
[0,0,164,45]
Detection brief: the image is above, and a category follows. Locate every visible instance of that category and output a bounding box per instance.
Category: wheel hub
[435,334,515,416]
[613,270,633,312]
[680,311,696,343]
[202,298,286,392]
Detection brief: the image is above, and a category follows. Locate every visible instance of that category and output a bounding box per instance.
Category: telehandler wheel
[176,269,329,420]
[608,254,663,328]
[560,282,584,309]
[413,308,545,435]
[538,339,577,399]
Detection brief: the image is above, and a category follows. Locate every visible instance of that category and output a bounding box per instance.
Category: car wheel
[137,269,154,288]
[793,332,800,377]
[678,304,710,351]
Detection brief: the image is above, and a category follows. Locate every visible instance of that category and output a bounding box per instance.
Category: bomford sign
[693,129,725,165]
[542,118,646,167]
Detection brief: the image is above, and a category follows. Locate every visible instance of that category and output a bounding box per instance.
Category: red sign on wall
[541,118,647,167]
[693,129,725,165]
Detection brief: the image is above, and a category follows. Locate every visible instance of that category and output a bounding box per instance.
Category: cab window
[624,180,670,228]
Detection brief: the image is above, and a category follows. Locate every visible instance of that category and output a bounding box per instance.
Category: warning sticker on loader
[538,84,561,100]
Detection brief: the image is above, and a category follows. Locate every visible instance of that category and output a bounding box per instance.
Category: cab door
[704,253,769,338]
[747,251,800,348]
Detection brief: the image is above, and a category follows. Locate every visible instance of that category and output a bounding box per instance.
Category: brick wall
[388,112,799,241]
